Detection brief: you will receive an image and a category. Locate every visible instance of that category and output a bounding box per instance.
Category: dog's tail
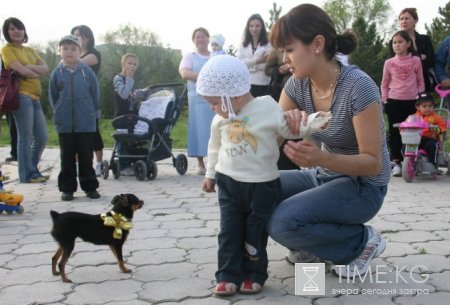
[50,210,60,223]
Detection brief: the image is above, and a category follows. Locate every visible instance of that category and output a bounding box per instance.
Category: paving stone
[382,241,419,257]
[406,220,450,231]
[395,291,450,305]
[140,277,212,302]
[133,262,198,282]
[1,147,449,305]
[130,248,186,265]
[0,281,71,305]
[0,265,61,286]
[315,295,397,305]
[383,231,442,243]
[159,298,230,305]
[66,280,142,305]
[177,237,217,250]
[386,255,450,273]
[428,271,450,290]
[411,240,450,255]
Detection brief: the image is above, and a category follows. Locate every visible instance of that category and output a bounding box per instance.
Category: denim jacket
[49,61,99,133]
[434,36,450,82]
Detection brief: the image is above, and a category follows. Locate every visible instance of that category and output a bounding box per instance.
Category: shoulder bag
[0,57,20,113]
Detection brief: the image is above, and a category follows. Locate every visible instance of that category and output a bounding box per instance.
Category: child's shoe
[212,282,238,296]
[239,279,262,294]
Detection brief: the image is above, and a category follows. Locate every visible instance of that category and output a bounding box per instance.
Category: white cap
[197,55,250,118]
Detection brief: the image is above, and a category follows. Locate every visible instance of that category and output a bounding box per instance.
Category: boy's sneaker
[95,163,102,177]
[392,164,401,177]
[332,226,386,278]
[286,250,318,264]
[85,190,100,199]
[61,192,74,201]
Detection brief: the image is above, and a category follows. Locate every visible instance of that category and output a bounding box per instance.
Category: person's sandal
[239,279,262,294]
[212,281,238,296]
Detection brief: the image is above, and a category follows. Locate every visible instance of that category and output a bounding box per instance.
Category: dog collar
[100,211,133,239]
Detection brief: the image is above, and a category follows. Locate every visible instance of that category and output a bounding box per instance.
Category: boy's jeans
[267,169,387,264]
[215,172,281,285]
[13,94,48,182]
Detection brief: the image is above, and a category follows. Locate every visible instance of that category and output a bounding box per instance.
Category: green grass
[0,114,188,149]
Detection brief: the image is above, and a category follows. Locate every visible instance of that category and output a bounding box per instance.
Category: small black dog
[50,193,144,283]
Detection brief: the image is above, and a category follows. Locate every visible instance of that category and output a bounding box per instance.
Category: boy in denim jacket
[48,35,100,201]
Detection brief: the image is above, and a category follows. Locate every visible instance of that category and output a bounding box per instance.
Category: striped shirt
[284,64,391,186]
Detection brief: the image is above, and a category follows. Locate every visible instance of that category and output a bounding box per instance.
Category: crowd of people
[1,3,450,297]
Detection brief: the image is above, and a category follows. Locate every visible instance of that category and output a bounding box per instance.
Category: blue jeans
[215,172,281,286]
[13,94,48,182]
[267,169,387,264]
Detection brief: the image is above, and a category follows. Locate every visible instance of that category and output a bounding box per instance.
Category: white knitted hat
[197,55,250,118]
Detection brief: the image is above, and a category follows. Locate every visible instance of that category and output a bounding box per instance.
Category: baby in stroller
[103,82,188,181]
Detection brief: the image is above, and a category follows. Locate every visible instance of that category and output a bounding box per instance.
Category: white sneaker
[95,163,102,177]
[392,164,401,177]
[120,167,135,176]
[286,250,318,264]
[332,225,386,278]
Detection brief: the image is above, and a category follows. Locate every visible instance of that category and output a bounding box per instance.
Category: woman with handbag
[1,17,49,183]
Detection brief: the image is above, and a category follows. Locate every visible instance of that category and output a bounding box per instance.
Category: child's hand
[125,67,136,78]
[202,178,216,193]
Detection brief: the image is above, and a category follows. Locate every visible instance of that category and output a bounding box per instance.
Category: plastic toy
[0,170,24,214]
[394,112,450,182]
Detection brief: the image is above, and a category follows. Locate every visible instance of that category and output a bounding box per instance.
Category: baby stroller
[102,82,187,181]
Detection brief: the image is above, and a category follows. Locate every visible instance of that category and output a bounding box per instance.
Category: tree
[97,25,182,118]
[323,0,391,35]
[425,1,450,48]
[350,17,387,85]
[266,2,282,30]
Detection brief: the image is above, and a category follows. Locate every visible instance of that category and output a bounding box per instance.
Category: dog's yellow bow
[101,211,133,239]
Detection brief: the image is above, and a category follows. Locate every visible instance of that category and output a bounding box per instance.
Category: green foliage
[350,17,386,85]
[323,0,391,34]
[33,25,183,120]
[425,2,450,48]
[0,113,188,149]
[226,44,237,56]
[266,2,282,30]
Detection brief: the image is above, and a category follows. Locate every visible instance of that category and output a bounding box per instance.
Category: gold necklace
[310,68,339,100]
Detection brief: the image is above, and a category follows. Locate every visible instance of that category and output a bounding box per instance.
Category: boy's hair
[121,53,138,66]
[416,93,434,106]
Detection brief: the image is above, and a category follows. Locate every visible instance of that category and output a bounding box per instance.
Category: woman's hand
[284,109,308,135]
[283,140,325,168]
[202,178,216,193]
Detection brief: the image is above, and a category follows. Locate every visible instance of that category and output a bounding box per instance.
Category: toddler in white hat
[210,33,226,56]
[196,54,330,296]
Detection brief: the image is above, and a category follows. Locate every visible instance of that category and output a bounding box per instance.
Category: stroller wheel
[112,159,121,179]
[101,160,109,180]
[147,160,158,180]
[175,154,188,175]
[134,160,148,181]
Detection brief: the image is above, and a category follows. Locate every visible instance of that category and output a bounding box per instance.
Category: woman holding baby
[267,4,391,279]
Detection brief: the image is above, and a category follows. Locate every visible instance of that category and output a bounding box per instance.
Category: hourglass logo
[295,263,325,295]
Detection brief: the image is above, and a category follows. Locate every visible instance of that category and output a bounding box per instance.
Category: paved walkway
[0,147,449,305]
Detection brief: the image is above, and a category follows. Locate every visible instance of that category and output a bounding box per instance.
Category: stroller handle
[435,84,450,99]
[147,82,187,100]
